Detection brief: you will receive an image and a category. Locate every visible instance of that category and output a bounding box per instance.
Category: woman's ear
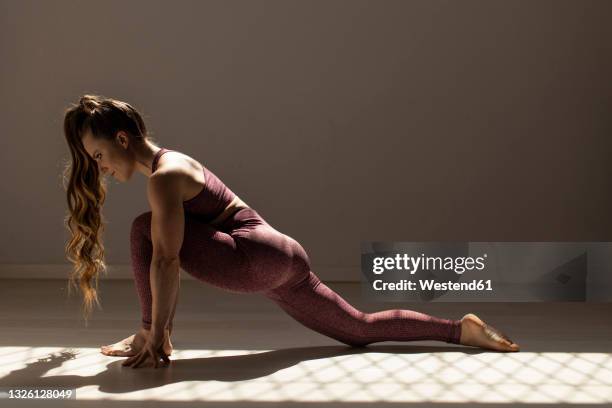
[116,131,129,149]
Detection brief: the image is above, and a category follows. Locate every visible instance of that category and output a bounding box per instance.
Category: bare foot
[100,328,173,357]
[460,313,520,352]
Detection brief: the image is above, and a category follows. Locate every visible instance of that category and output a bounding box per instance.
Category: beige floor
[0,278,611,407]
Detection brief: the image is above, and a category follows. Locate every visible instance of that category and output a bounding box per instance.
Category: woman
[62,95,520,369]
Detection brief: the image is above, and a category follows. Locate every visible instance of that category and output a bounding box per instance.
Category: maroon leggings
[130,208,462,346]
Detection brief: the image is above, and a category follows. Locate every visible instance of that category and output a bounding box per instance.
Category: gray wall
[1,0,611,283]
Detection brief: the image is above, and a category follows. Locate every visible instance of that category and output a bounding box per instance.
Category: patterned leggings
[130,208,462,347]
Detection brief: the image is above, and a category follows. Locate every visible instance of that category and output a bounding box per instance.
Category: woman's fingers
[122,355,135,367]
[122,349,145,367]
[121,343,169,369]
[121,351,136,366]
[156,344,171,364]
[160,350,170,364]
[131,350,149,368]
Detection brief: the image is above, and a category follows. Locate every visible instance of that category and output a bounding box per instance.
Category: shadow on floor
[0,345,484,392]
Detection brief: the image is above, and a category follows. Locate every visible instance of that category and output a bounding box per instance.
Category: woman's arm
[166,273,180,335]
[150,257,181,339]
[147,170,186,339]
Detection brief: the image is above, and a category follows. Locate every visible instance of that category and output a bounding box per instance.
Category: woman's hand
[122,330,170,369]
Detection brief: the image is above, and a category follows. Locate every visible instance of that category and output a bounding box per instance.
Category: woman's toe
[509,342,520,352]
[497,336,520,352]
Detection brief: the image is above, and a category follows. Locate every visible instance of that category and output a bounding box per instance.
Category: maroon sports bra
[151,148,238,223]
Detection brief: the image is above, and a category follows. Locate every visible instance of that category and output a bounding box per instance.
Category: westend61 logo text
[372,253,488,275]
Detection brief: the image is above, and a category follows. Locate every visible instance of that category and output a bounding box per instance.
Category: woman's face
[81,130,132,182]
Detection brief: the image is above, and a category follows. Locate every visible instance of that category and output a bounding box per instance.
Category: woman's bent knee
[131,211,152,238]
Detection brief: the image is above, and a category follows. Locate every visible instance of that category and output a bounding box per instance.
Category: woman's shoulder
[155,150,204,175]
[152,150,206,200]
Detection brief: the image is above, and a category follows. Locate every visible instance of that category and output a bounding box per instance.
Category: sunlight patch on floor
[1,347,611,404]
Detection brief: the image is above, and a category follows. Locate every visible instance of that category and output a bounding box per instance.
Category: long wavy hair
[62,94,158,326]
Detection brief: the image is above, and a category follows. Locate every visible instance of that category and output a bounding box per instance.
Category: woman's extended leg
[224,211,463,347]
[254,225,518,350]
[264,272,461,347]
